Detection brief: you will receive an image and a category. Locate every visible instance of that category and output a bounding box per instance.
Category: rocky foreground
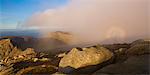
[0,38,149,75]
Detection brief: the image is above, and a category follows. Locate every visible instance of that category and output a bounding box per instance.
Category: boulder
[58,45,114,74]
[59,45,113,69]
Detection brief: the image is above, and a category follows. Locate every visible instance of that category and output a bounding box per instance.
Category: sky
[0,0,69,29]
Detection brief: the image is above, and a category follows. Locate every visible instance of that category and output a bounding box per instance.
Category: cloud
[24,0,149,44]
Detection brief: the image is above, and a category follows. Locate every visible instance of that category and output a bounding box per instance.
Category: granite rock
[59,45,113,69]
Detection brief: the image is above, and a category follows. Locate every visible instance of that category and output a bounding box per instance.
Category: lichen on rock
[59,45,113,69]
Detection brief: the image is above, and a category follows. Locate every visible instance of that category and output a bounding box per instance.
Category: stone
[102,43,130,52]
[0,64,14,75]
[0,36,35,50]
[57,52,66,58]
[93,54,150,74]
[0,39,13,60]
[0,39,57,75]
[113,48,128,63]
[46,31,77,44]
[52,72,66,75]
[16,65,58,75]
[1,47,37,66]
[59,45,113,69]
[131,39,150,47]
[126,43,150,56]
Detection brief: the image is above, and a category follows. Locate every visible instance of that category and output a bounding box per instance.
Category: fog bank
[24,0,149,44]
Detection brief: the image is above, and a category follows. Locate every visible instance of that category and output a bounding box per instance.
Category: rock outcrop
[0,39,37,66]
[0,36,35,50]
[46,31,77,44]
[93,39,150,74]
[0,39,57,75]
[93,54,150,74]
[126,39,150,56]
[0,39,14,60]
[2,48,37,66]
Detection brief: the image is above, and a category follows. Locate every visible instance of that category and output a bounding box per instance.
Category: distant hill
[0,29,41,37]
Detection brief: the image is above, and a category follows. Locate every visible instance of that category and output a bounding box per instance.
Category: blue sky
[0,0,69,29]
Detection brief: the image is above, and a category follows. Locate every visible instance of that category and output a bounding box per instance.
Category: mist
[24,0,149,45]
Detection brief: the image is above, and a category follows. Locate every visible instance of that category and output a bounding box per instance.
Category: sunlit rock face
[0,39,37,65]
[25,0,149,44]
[59,45,113,69]
[0,39,13,60]
[0,39,58,75]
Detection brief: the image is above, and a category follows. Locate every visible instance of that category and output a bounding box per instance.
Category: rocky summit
[0,38,149,75]
[45,31,77,44]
